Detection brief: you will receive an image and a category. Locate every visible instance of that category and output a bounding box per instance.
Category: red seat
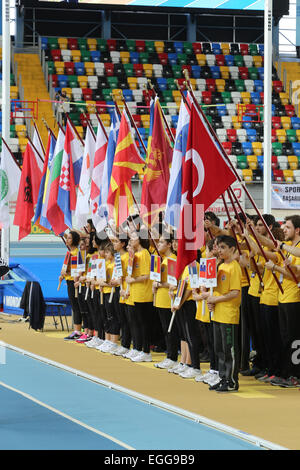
[65,62,75,75]
[239,67,249,79]
[272,116,281,129]
[202,91,212,104]
[273,169,284,182]
[215,54,225,66]
[136,40,145,52]
[107,39,117,51]
[82,88,93,100]
[96,101,107,114]
[271,129,277,142]
[68,38,78,50]
[226,129,237,142]
[133,63,144,77]
[192,42,202,54]
[177,78,186,90]
[80,113,89,127]
[260,92,264,103]
[273,80,283,93]
[181,64,191,75]
[272,155,278,169]
[51,49,61,61]
[285,105,295,117]
[51,75,58,88]
[132,114,141,126]
[104,63,114,76]
[206,79,216,92]
[222,142,232,155]
[240,44,249,56]
[158,53,168,65]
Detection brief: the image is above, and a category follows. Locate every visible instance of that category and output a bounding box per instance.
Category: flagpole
[41,117,57,140]
[32,120,46,156]
[83,114,96,141]
[147,80,175,145]
[27,135,45,165]
[95,113,108,140]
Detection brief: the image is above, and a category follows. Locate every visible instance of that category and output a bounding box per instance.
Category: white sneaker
[196,371,213,383]
[112,346,129,356]
[154,358,177,369]
[131,352,152,362]
[96,340,111,352]
[206,373,220,386]
[107,343,119,354]
[180,367,202,379]
[167,362,181,373]
[123,349,139,359]
[86,337,103,348]
[173,363,189,375]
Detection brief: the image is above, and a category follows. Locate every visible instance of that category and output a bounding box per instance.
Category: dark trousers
[77,285,89,330]
[239,286,252,370]
[127,304,139,351]
[133,302,153,353]
[88,289,105,339]
[213,321,240,384]
[119,302,132,349]
[278,302,300,379]
[157,307,180,362]
[201,321,217,371]
[182,300,201,370]
[67,280,82,326]
[104,292,120,335]
[248,294,266,370]
[260,304,282,377]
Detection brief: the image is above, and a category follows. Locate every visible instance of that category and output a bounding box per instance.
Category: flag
[75,125,96,227]
[61,251,71,274]
[95,109,120,233]
[33,131,57,231]
[90,120,108,228]
[140,97,173,226]
[77,250,86,274]
[107,110,144,228]
[188,260,199,289]
[32,126,45,171]
[175,104,236,279]
[71,256,77,278]
[13,141,43,240]
[150,254,161,282]
[199,258,207,286]
[165,96,190,229]
[173,279,186,308]
[167,257,177,286]
[0,143,21,229]
[46,128,67,235]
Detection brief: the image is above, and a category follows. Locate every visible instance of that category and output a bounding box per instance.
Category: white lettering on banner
[272,184,300,209]
[4,296,21,308]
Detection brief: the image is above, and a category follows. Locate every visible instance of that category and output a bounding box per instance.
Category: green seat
[123,63,134,76]
[183,42,193,55]
[77,38,87,51]
[237,155,248,169]
[235,80,245,92]
[145,41,155,53]
[286,129,297,143]
[177,53,187,65]
[249,44,258,56]
[139,52,149,64]
[68,75,78,87]
[97,39,107,52]
[48,37,59,50]
[126,40,136,52]
[47,61,55,74]
[68,113,80,126]
[107,76,119,88]
[10,125,16,138]
[248,67,258,80]
[162,90,173,103]
[172,65,182,78]
[81,50,91,62]
[221,91,232,104]
[272,142,283,156]
[167,78,177,91]
[234,55,244,67]
[102,88,113,100]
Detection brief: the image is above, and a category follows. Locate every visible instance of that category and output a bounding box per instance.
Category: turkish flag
[14,142,42,240]
[175,104,236,279]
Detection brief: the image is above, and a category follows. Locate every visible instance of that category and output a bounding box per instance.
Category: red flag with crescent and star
[175,104,236,279]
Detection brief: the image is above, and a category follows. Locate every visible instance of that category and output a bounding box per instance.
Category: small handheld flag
[96,258,106,280]
[77,250,86,275]
[71,256,78,278]
[167,258,177,286]
[205,258,217,287]
[61,251,71,274]
[188,260,199,289]
[127,251,135,276]
[150,255,161,282]
[199,259,207,287]
[173,279,187,308]
[113,252,123,279]
[91,254,98,278]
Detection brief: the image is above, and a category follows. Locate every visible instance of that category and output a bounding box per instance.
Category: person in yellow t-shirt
[60,231,82,341]
[152,232,179,370]
[125,229,153,363]
[202,235,242,392]
[264,215,300,385]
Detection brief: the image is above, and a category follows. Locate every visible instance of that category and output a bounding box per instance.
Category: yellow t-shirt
[155,253,177,309]
[64,248,78,281]
[248,252,265,298]
[103,259,114,294]
[130,248,153,303]
[260,252,280,306]
[195,299,210,323]
[181,263,199,303]
[278,241,300,304]
[213,259,242,325]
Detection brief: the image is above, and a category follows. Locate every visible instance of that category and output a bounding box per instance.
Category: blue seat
[242,116,253,130]
[259,44,264,55]
[217,104,227,116]
[191,65,201,78]
[130,52,140,64]
[257,155,264,169]
[106,101,115,117]
[254,80,264,92]
[171,115,179,128]
[251,92,261,104]
[157,78,167,91]
[246,129,257,142]
[225,55,235,66]
[210,66,220,79]
[212,43,222,55]
[291,117,300,130]
[41,37,48,50]
[57,74,68,87]
[90,51,101,62]
[168,53,178,65]
[174,42,183,53]
[292,142,300,156]
[123,90,133,101]
[258,67,264,80]
[74,62,85,75]
[242,142,253,156]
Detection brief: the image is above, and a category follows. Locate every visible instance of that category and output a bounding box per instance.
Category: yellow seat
[58,37,68,49]
[154,41,164,53]
[221,43,230,55]
[241,92,251,104]
[283,169,294,183]
[71,50,81,62]
[15,124,27,138]
[54,61,65,74]
[61,87,72,99]
[172,90,181,103]
[252,142,263,155]
[281,116,291,129]
[143,63,153,78]
[189,78,196,89]
[120,51,130,64]
[220,66,230,79]
[279,93,289,105]
[247,155,257,170]
[196,54,206,66]
[141,114,150,128]
[100,113,111,127]
[127,77,138,89]
[84,62,95,75]
[87,38,97,50]
[10,85,19,99]
[75,126,84,139]
[242,168,253,182]
[216,79,225,92]
[111,88,122,100]
[296,129,300,141]
[288,155,299,170]
[253,55,263,67]
[86,100,96,113]
[232,115,242,129]
[18,137,28,153]
[78,75,88,87]
[276,129,287,143]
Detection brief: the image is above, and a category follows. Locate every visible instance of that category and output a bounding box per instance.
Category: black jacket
[20,281,46,331]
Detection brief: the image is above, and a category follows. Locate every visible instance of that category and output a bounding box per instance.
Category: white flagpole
[263,0,273,213]
[1,0,11,263]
